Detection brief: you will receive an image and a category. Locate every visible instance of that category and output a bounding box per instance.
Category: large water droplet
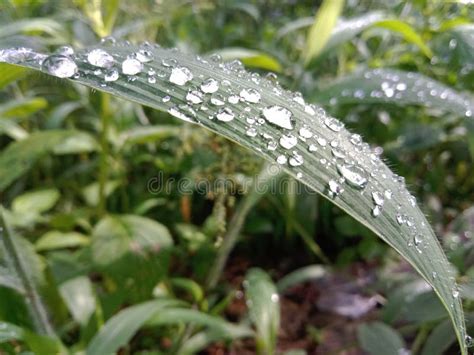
[240,88,261,103]
[122,57,143,75]
[169,66,193,85]
[87,49,114,68]
[262,105,293,130]
[41,55,78,78]
[337,163,369,189]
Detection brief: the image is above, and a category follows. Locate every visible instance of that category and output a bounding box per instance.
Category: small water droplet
[279,134,297,149]
[87,49,114,68]
[299,126,313,139]
[246,127,258,137]
[337,163,369,190]
[240,88,261,103]
[328,179,344,198]
[452,287,460,298]
[324,117,344,132]
[414,234,423,246]
[216,107,235,122]
[228,94,240,104]
[104,69,119,82]
[136,49,153,62]
[317,137,327,147]
[210,93,225,106]
[147,75,156,84]
[372,191,384,206]
[271,293,279,303]
[396,213,406,225]
[372,205,382,217]
[200,78,219,93]
[350,133,362,146]
[289,152,304,166]
[122,57,143,75]
[276,155,287,165]
[56,45,74,56]
[262,105,293,130]
[465,335,473,347]
[267,140,277,151]
[41,55,78,78]
[186,89,203,104]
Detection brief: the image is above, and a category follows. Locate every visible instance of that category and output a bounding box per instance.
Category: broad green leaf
[59,276,96,326]
[0,18,66,42]
[0,130,80,191]
[35,231,90,251]
[357,322,406,355]
[0,63,28,89]
[12,189,60,215]
[212,47,282,72]
[374,20,433,58]
[245,268,280,355]
[0,321,24,343]
[22,331,64,355]
[437,24,474,67]
[91,214,173,266]
[82,180,121,207]
[303,0,345,65]
[0,43,468,353]
[52,131,98,154]
[0,97,47,119]
[314,68,474,118]
[277,265,326,292]
[0,265,24,293]
[0,120,28,140]
[86,299,189,355]
[421,318,457,355]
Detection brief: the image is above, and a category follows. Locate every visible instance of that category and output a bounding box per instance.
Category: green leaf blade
[0,43,468,354]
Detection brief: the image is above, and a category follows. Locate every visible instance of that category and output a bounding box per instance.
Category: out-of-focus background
[1,0,474,354]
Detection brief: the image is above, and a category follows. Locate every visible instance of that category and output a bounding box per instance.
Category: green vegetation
[0,1,474,354]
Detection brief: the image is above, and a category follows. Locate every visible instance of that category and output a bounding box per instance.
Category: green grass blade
[374,20,433,58]
[0,43,468,354]
[245,268,280,354]
[303,0,345,65]
[314,68,474,118]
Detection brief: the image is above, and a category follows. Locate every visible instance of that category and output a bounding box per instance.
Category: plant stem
[98,93,111,215]
[206,164,282,290]
[0,208,55,336]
